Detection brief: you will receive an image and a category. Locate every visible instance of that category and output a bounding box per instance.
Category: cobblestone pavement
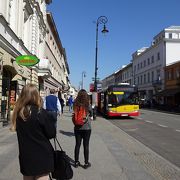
[0,107,180,180]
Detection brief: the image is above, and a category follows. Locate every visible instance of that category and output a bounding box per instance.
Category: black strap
[49,174,53,180]
[53,137,63,151]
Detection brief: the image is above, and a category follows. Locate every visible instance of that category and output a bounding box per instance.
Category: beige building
[38,12,70,99]
[0,0,70,125]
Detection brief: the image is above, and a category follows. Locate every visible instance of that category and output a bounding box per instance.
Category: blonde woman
[11,84,56,180]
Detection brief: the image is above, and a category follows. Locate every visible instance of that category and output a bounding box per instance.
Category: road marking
[175,129,180,132]
[158,124,168,128]
[126,128,138,132]
[145,120,153,123]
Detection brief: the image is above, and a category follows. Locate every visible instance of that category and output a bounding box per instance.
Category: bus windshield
[108,92,136,106]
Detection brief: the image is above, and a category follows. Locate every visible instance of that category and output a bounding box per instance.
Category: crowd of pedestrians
[10,83,92,180]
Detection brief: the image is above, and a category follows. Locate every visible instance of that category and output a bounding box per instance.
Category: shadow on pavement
[59,130,74,137]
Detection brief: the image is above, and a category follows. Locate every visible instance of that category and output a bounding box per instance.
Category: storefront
[0,48,34,125]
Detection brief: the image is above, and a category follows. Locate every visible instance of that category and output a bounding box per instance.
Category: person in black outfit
[11,84,56,180]
[58,90,65,114]
[73,89,93,169]
[59,97,65,114]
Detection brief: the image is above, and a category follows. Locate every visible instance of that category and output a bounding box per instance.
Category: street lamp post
[92,16,108,120]
[81,71,86,89]
[94,16,109,92]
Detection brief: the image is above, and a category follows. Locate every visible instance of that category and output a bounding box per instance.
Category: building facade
[100,26,180,108]
[115,63,133,85]
[132,26,180,101]
[163,61,180,107]
[102,73,115,90]
[0,0,70,125]
[38,12,70,99]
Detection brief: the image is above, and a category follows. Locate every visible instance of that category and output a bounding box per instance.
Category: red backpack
[72,106,87,126]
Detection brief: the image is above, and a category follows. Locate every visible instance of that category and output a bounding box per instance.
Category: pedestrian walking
[59,97,65,114]
[11,84,56,180]
[68,95,74,112]
[58,90,65,114]
[43,89,61,129]
[72,89,93,169]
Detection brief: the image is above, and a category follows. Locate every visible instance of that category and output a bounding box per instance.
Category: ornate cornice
[45,0,52,4]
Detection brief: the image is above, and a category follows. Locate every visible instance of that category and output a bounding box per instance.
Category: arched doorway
[1,65,17,124]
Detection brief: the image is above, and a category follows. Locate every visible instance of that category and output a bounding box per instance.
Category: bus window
[108,93,117,105]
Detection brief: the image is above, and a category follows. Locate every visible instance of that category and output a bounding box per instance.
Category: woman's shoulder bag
[50,137,73,180]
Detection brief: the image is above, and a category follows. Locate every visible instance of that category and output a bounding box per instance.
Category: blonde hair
[11,84,41,131]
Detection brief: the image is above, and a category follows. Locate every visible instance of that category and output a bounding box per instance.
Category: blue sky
[48,0,180,91]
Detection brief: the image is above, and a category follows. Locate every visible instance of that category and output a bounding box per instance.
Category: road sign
[92,77,100,81]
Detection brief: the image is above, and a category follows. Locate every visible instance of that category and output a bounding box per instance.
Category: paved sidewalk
[1,107,180,180]
[58,108,180,180]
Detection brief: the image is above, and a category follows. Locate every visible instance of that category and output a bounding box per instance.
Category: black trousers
[47,111,57,129]
[74,129,91,164]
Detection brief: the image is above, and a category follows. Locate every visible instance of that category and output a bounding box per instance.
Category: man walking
[68,95,74,112]
[43,89,61,129]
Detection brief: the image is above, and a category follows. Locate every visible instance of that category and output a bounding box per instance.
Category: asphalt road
[107,109,180,168]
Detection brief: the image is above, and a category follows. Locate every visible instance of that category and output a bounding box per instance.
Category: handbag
[50,138,73,180]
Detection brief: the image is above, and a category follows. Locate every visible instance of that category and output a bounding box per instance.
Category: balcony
[152,79,162,87]
[37,58,52,78]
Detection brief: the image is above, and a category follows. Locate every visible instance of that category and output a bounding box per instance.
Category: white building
[115,63,133,85]
[132,26,180,100]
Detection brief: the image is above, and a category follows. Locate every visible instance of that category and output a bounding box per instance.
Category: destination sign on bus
[111,87,134,92]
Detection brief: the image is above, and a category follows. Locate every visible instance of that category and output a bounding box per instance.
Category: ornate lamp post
[94,16,109,91]
[92,16,108,120]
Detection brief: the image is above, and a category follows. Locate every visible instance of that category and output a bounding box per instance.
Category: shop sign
[16,55,39,66]
[89,83,94,92]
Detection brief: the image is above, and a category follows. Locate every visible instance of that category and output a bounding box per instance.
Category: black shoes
[74,161,80,168]
[75,161,91,169]
[83,162,91,169]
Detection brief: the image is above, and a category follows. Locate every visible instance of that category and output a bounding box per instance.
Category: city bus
[97,84,139,117]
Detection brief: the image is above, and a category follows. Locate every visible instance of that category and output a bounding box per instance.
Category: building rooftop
[166,26,180,30]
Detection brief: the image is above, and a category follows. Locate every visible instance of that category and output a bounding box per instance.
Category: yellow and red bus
[97,84,139,117]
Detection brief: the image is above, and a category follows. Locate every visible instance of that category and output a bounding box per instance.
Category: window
[144,74,146,83]
[140,75,142,84]
[134,78,136,85]
[169,33,172,39]
[167,71,172,80]
[148,58,150,65]
[151,56,154,63]
[147,72,150,83]
[151,71,154,82]
[157,69,161,80]
[144,60,146,67]
[140,62,142,68]
[157,52,160,60]
[175,68,180,78]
